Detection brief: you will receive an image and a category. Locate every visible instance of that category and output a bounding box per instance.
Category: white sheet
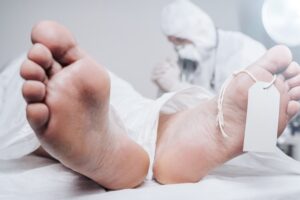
[1,55,300,199]
[0,54,40,159]
[1,153,300,200]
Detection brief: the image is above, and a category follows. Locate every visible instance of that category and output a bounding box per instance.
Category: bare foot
[20,21,149,189]
[154,45,300,184]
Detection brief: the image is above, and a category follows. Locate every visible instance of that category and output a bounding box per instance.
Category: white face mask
[174,43,218,87]
[175,44,200,62]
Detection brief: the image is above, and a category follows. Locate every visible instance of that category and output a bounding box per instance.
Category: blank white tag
[243,81,280,152]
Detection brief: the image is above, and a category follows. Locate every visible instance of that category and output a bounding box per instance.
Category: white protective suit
[1,55,300,199]
[153,0,266,93]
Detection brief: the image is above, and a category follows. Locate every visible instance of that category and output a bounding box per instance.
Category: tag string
[217,70,277,138]
[263,75,277,89]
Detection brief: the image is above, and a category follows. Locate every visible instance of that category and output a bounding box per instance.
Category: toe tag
[217,69,278,152]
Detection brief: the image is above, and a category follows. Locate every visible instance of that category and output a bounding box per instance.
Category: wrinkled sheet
[1,55,300,200]
[1,151,300,200]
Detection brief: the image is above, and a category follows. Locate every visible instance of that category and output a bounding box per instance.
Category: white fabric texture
[161,0,217,51]
[0,54,40,160]
[1,150,300,199]
[1,55,300,199]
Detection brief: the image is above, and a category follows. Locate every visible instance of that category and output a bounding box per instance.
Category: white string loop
[216,70,277,138]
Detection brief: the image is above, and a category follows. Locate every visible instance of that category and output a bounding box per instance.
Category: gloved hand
[152,59,182,92]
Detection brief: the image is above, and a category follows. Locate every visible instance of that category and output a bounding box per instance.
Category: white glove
[152,59,183,92]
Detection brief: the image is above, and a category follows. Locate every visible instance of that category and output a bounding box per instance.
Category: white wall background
[0,0,256,99]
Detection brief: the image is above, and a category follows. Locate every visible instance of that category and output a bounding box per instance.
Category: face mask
[173,30,219,87]
[175,44,200,83]
[175,44,200,62]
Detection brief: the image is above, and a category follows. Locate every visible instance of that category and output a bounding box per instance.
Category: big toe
[253,45,292,74]
[31,20,84,65]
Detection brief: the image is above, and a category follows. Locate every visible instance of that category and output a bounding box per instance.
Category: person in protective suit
[152,0,266,94]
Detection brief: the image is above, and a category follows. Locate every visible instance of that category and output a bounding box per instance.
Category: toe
[283,61,300,79]
[277,74,285,82]
[255,45,292,74]
[26,103,49,131]
[288,86,300,101]
[287,101,300,120]
[31,20,84,65]
[22,80,46,102]
[287,74,300,89]
[20,59,46,81]
[28,43,53,70]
